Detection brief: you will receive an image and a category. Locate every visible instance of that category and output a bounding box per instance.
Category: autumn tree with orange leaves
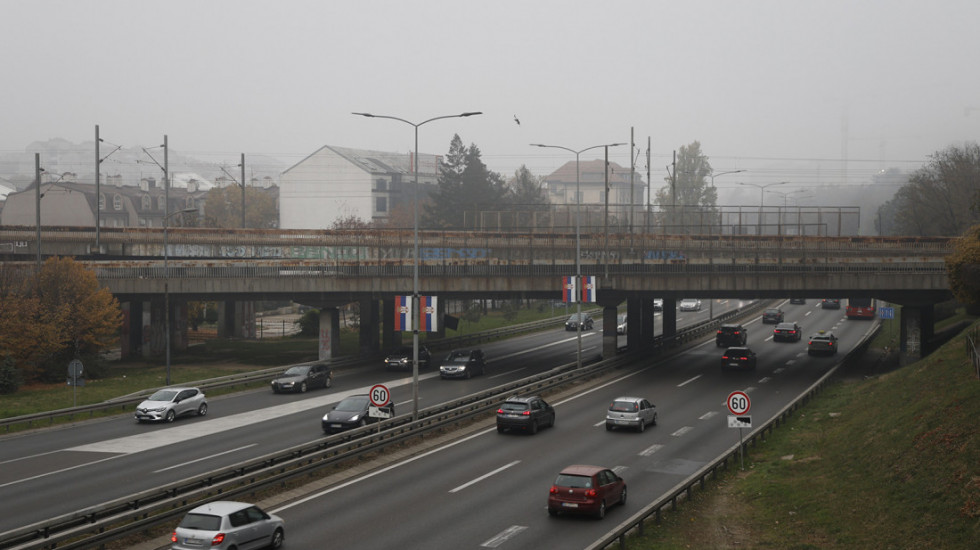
[0,257,121,388]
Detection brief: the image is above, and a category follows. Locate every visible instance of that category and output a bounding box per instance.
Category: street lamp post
[531,142,625,369]
[164,207,197,386]
[739,181,788,235]
[353,111,482,421]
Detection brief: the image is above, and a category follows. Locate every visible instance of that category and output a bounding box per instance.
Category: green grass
[627,317,980,550]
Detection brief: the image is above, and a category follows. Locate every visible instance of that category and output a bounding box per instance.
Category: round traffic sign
[369,384,391,407]
[727,391,751,415]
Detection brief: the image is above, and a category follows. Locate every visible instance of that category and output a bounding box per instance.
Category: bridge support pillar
[319,307,341,361]
[899,304,934,365]
[382,297,398,352]
[662,298,678,344]
[120,300,144,359]
[360,298,380,353]
[602,305,619,359]
[638,297,655,348]
[218,301,256,339]
[626,297,643,351]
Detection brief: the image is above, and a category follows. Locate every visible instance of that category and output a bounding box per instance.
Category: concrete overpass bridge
[0,226,955,363]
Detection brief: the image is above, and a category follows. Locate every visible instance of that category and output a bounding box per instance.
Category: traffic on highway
[0,298,875,549]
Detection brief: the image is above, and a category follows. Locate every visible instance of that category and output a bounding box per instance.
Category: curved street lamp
[739,181,789,234]
[164,207,198,386]
[353,111,482,421]
[530,142,625,368]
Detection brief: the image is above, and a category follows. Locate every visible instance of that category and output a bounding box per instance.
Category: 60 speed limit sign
[369,384,391,407]
[727,391,751,415]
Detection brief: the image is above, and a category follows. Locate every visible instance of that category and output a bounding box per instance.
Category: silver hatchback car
[605,396,657,432]
[135,387,207,423]
[171,501,284,550]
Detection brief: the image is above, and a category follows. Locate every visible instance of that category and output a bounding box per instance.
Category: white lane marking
[639,444,664,457]
[593,419,605,427]
[672,426,693,437]
[744,386,757,394]
[0,448,63,466]
[153,444,257,473]
[805,311,812,317]
[481,525,528,548]
[611,465,628,475]
[493,333,595,362]
[678,375,701,387]
[699,411,718,420]
[0,454,124,489]
[69,375,440,455]
[450,460,521,493]
[759,377,771,384]
[488,368,525,380]
[765,335,774,342]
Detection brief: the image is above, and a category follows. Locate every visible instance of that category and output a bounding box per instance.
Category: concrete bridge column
[626,297,643,351]
[319,307,341,361]
[359,298,380,353]
[602,305,619,359]
[218,301,256,338]
[120,300,144,359]
[662,298,678,343]
[382,297,397,352]
[639,297,655,348]
[148,297,164,357]
[899,304,935,365]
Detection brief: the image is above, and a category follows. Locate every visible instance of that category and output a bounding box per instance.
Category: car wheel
[325,377,332,388]
[548,508,558,517]
[272,387,279,394]
[270,528,284,549]
[496,425,505,433]
[596,500,606,519]
[637,419,645,433]
[606,423,613,431]
[652,413,658,426]
[299,382,308,393]
[165,410,176,423]
[465,369,472,379]
[358,418,367,428]
[620,486,628,505]
[197,403,207,416]
[529,421,538,435]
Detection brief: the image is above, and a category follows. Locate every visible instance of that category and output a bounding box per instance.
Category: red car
[547,465,627,519]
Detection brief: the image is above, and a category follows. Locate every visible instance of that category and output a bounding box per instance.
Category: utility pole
[629,127,635,235]
[240,153,246,228]
[646,137,651,233]
[35,154,41,271]
[95,125,100,251]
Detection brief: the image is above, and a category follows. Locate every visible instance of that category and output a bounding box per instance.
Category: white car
[606,396,658,432]
[135,387,207,423]
[653,298,664,312]
[616,314,627,335]
[171,501,284,550]
[678,298,702,312]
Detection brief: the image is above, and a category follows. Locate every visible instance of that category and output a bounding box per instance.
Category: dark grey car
[270,363,332,393]
[322,395,395,433]
[496,396,556,434]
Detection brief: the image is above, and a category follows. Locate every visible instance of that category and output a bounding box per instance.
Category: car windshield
[390,347,412,356]
[610,400,638,412]
[178,513,222,531]
[282,366,309,376]
[554,474,592,488]
[335,396,369,412]
[148,389,178,402]
[446,351,469,361]
[567,314,586,322]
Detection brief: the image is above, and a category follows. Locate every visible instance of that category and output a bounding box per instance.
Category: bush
[296,309,320,336]
[0,356,23,394]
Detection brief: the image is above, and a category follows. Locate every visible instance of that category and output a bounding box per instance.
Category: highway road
[0,298,873,547]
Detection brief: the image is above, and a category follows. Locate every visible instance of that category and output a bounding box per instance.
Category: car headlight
[349,414,360,422]
[149,406,166,412]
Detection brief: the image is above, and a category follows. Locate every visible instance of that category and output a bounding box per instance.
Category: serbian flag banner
[394,295,412,331]
[581,276,597,303]
[418,296,438,332]
[562,276,577,303]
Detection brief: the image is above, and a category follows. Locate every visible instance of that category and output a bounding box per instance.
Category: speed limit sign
[369,384,391,407]
[727,391,751,415]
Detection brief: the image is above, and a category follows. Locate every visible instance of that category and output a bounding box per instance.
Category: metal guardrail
[584,322,882,550]
[0,302,768,550]
[968,327,979,380]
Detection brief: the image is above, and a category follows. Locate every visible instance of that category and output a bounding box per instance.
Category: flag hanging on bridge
[419,296,438,332]
[562,276,577,303]
[394,295,412,331]
[581,276,597,303]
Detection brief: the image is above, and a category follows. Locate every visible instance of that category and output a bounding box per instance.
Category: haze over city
[3,0,979,202]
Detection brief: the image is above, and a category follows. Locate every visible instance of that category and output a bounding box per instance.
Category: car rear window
[501,401,529,412]
[179,513,222,530]
[554,474,593,488]
[610,401,638,412]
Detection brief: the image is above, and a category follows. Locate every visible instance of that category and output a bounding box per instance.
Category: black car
[716,324,747,347]
[565,313,594,331]
[789,298,806,304]
[496,396,556,434]
[270,363,332,393]
[384,345,431,370]
[322,395,395,433]
[772,322,803,342]
[439,349,486,379]
[821,299,841,309]
[762,308,784,324]
[721,347,757,370]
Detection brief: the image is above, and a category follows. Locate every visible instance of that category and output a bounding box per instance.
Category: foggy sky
[3,0,978,200]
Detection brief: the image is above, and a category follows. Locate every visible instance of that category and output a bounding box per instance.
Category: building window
[157,196,165,210]
[376,197,387,213]
[375,178,387,192]
[113,194,123,210]
[141,194,151,210]
[99,193,106,211]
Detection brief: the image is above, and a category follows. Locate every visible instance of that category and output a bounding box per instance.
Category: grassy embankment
[627,313,980,550]
[0,302,572,419]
